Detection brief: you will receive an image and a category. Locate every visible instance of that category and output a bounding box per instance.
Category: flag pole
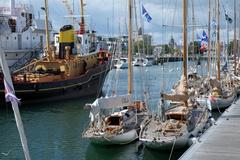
[0,49,31,160]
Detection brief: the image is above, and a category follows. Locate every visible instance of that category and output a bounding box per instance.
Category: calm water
[0,61,209,160]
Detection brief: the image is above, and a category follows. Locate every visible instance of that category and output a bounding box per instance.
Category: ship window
[77,37,82,43]
[85,39,87,44]
[6,37,9,40]
[14,37,16,40]
[27,37,29,40]
[8,19,16,32]
[33,37,35,40]
[5,54,7,57]
[16,54,18,57]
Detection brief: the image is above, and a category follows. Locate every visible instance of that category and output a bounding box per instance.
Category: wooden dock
[179,99,240,160]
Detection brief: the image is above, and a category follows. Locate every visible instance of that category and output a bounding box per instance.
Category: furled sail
[92,94,132,109]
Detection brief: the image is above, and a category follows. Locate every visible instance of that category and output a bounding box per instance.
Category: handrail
[9,42,44,72]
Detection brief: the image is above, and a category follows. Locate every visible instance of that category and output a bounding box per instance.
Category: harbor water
[0,61,209,160]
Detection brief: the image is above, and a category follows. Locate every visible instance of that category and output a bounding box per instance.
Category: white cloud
[1,0,239,44]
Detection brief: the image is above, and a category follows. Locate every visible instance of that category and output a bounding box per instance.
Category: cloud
[1,0,238,44]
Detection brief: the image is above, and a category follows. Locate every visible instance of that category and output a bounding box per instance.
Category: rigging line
[171,0,179,38]
[137,0,147,101]
[168,136,177,160]
[139,0,149,97]
[112,0,115,37]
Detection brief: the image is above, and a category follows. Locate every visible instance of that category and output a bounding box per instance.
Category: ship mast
[182,0,188,107]
[233,0,237,75]
[128,0,133,94]
[207,0,211,78]
[191,0,195,62]
[183,0,188,81]
[79,0,85,34]
[216,0,220,80]
[43,0,50,54]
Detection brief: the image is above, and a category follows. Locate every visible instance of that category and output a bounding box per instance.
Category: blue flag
[196,34,202,45]
[201,30,208,42]
[142,5,152,22]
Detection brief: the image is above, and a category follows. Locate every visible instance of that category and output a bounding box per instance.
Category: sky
[1,0,239,45]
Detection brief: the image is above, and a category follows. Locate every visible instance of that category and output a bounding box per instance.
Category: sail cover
[92,94,132,109]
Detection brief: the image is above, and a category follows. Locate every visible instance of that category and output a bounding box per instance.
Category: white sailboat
[139,0,210,150]
[82,0,148,145]
[114,58,128,69]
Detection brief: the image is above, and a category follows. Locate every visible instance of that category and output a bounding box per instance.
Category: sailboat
[0,0,112,104]
[82,0,148,145]
[139,0,210,150]
[202,0,236,110]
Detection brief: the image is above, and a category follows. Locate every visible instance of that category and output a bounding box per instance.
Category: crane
[62,0,75,24]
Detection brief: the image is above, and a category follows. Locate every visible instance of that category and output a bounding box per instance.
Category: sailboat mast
[79,0,85,34]
[233,0,237,75]
[128,0,133,94]
[216,0,220,80]
[207,0,211,78]
[183,0,188,81]
[191,0,195,61]
[44,0,50,54]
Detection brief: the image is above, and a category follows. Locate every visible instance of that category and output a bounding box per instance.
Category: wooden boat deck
[179,99,240,160]
[140,116,163,141]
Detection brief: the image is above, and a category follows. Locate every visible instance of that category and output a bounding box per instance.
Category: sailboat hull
[210,94,236,110]
[141,136,189,150]
[139,107,210,150]
[86,129,138,145]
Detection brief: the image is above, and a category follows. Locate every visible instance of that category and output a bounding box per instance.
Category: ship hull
[86,129,138,145]
[0,64,110,104]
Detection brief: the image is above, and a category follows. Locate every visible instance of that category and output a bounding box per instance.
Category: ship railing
[9,42,44,73]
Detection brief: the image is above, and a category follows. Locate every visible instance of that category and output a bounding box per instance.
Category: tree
[188,41,201,55]
[133,40,153,55]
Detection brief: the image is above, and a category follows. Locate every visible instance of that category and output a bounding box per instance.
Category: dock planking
[179,99,240,160]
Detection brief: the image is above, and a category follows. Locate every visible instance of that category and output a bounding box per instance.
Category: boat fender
[189,137,197,146]
[210,117,216,125]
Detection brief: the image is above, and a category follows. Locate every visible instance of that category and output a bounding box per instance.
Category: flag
[209,95,216,103]
[211,19,216,28]
[221,61,228,71]
[4,79,20,103]
[196,34,202,46]
[225,14,232,23]
[211,19,216,38]
[197,34,201,42]
[201,30,208,42]
[142,5,152,22]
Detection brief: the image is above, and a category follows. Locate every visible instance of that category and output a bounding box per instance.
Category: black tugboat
[0,0,112,104]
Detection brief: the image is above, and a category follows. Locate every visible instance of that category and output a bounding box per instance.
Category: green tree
[188,41,200,55]
[134,40,153,55]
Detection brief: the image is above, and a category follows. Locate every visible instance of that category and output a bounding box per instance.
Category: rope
[168,137,176,160]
